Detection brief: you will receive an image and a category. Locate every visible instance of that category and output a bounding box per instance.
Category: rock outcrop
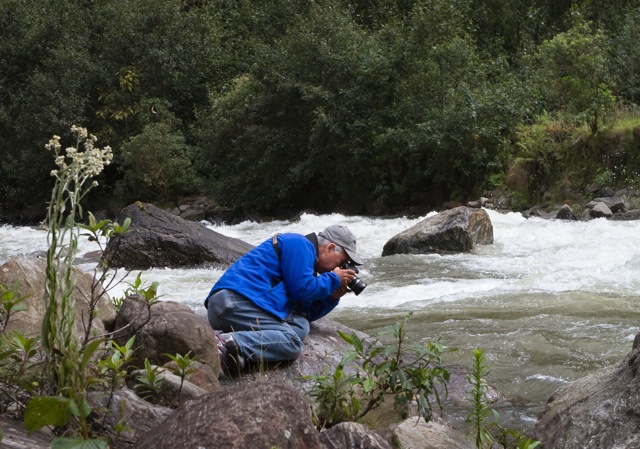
[136,383,323,449]
[382,206,493,256]
[104,202,254,269]
[319,421,393,449]
[0,256,116,339]
[113,298,220,384]
[534,332,640,449]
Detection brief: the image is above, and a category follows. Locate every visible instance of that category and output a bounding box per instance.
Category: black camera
[341,263,367,296]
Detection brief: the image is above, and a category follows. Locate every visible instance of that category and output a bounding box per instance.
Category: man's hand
[333,266,355,288]
[329,284,350,300]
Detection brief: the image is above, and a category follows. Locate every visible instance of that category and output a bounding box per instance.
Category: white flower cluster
[45,125,113,184]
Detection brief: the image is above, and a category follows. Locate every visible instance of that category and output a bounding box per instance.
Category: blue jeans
[206,289,310,364]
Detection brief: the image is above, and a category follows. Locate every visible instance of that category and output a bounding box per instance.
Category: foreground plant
[19,126,113,447]
[306,313,450,429]
[0,281,29,333]
[164,351,196,405]
[466,348,541,449]
[0,127,163,446]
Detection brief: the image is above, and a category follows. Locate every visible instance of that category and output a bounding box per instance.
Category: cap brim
[345,249,363,265]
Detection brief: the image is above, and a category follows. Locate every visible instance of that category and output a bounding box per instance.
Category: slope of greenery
[1,0,640,222]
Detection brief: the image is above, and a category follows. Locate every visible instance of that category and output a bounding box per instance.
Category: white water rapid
[2,209,639,427]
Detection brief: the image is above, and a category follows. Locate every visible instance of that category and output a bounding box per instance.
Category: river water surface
[2,209,639,428]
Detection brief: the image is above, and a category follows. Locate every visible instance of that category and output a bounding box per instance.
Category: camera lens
[349,276,367,295]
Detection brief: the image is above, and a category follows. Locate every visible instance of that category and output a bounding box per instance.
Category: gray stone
[555,204,578,221]
[89,387,172,449]
[128,367,209,408]
[0,257,116,340]
[136,383,322,449]
[390,417,473,449]
[0,416,52,448]
[104,202,254,269]
[319,422,393,449]
[609,209,640,221]
[534,333,640,449]
[178,207,205,222]
[114,298,220,382]
[592,196,625,213]
[382,206,493,256]
[589,202,613,218]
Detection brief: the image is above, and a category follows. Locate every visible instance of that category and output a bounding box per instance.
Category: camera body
[340,263,367,295]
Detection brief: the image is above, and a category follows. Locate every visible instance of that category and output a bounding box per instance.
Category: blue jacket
[206,233,341,321]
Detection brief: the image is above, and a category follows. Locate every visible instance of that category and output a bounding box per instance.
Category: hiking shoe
[215,332,246,374]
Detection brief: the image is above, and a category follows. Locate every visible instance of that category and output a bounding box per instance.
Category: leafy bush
[116,120,199,204]
[305,313,450,429]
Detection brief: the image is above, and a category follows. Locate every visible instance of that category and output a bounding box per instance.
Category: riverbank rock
[89,388,172,449]
[381,206,493,256]
[136,382,322,449]
[319,422,393,449]
[0,256,116,339]
[0,256,513,449]
[390,417,473,449]
[534,332,640,449]
[103,202,254,269]
[113,297,220,388]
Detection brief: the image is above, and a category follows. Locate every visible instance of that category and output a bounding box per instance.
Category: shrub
[305,313,450,429]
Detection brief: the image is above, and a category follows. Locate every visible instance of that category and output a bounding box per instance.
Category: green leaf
[337,330,353,344]
[340,351,358,365]
[80,339,102,371]
[52,437,109,449]
[24,396,72,431]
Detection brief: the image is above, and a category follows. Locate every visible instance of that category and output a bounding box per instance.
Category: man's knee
[288,333,305,359]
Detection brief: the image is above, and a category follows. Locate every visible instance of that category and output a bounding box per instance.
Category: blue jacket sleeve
[300,297,341,322]
[279,234,340,302]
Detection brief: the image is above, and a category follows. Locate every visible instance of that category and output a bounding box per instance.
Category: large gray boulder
[382,207,493,256]
[0,257,116,340]
[104,202,254,269]
[89,387,172,449]
[136,382,322,449]
[113,298,220,385]
[534,332,640,449]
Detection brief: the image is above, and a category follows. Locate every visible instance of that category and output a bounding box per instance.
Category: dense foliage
[2,0,640,222]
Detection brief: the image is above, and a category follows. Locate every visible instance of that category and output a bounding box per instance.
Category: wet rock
[104,202,254,269]
[555,204,578,221]
[534,332,640,449]
[381,206,493,256]
[609,209,640,221]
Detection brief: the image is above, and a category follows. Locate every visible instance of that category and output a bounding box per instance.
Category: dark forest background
[2,0,640,223]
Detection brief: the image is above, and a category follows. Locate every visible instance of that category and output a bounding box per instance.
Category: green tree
[195,0,394,213]
[116,118,198,204]
[611,7,640,102]
[528,14,615,133]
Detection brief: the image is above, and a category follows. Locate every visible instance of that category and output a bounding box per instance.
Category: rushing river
[2,209,640,429]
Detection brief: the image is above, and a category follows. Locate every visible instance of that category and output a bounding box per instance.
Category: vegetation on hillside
[1,0,640,222]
